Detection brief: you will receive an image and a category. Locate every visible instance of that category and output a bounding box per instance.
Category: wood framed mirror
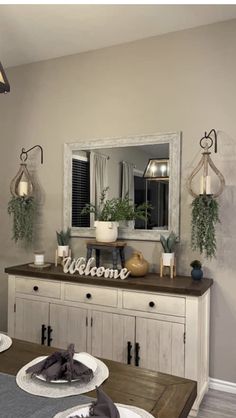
[64,132,181,240]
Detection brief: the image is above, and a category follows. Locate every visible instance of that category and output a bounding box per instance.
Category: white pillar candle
[205,175,211,194]
[200,175,205,194]
[34,252,45,265]
[18,181,28,196]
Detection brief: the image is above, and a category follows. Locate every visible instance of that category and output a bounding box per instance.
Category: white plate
[36,352,97,383]
[67,405,141,418]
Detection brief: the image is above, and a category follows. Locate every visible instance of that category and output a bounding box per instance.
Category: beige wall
[1,19,236,382]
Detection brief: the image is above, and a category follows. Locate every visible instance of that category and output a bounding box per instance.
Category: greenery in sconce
[81,187,152,222]
[191,194,220,259]
[160,231,178,253]
[56,227,71,245]
[8,196,36,244]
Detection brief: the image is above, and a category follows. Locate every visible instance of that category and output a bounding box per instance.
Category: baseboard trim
[209,377,236,394]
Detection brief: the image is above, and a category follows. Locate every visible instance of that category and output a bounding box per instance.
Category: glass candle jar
[34,251,45,266]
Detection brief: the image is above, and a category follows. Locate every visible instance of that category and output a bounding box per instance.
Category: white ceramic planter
[57,245,69,257]
[94,221,119,242]
[162,252,175,266]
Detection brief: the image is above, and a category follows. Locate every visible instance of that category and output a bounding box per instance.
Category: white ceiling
[1,4,236,68]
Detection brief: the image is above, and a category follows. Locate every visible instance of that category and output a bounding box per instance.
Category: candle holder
[187,129,225,198]
[10,145,43,198]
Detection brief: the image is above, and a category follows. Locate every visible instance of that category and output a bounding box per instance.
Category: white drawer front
[64,284,118,307]
[15,277,61,299]
[123,291,185,317]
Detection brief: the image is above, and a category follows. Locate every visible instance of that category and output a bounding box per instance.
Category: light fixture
[10,145,44,197]
[187,129,225,197]
[0,62,10,94]
[143,159,169,180]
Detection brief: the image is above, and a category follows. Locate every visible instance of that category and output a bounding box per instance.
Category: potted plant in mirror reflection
[191,194,220,259]
[81,187,152,242]
[190,259,203,281]
[56,227,71,257]
[160,231,177,267]
[8,196,36,244]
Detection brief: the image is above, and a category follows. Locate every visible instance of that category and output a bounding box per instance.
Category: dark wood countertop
[0,339,197,418]
[5,263,213,296]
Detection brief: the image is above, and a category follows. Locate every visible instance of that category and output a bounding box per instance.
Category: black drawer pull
[135,342,140,367]
[127,341,132,365]
[149,301,155,308]
[47,325,53,347]
[86,293,92,299]
[33,286,39,292]
[41,324,47,345]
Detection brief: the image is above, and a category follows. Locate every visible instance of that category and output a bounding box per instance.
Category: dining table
[0,339,197,418]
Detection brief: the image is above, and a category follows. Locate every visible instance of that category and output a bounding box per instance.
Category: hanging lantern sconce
[0,62,10,94]
[187,129,225,198]
[188,129,225,259]
[10,145,44,197]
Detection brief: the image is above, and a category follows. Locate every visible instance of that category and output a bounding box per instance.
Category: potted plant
[191,195,220,258]
[160,231,177,266]
[81,188,151,242]
[56,227,71,257]
[190,259,203,281]
[8,196,36,244]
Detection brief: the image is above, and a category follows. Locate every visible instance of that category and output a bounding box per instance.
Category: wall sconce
[143,159,169,180]
[10,145,44,197]
[0,62,10,93]
[187,129,225,197]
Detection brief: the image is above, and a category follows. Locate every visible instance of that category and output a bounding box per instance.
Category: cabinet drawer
[123,291,185,317]
[64,284,118,308]
[15,277,61,299]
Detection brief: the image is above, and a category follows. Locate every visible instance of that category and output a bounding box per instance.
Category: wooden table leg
[119,248,125,268]
[95,249,100,267]
[86,247,92,262]
[112,249,118,270]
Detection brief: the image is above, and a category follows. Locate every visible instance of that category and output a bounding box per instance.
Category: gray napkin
[26,344,94,383]
[70,387,120,418]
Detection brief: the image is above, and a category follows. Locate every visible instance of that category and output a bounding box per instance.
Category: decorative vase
[162,252,175,266]
[125,251,149,277]
[94,221,119,243]
[57,245,69,257]
[191,268,203,281]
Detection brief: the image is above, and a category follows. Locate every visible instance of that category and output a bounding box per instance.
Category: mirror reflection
[72,143,169,231]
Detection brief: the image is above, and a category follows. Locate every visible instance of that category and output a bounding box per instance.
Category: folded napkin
[70,387,120,418]
[26,344,94,383]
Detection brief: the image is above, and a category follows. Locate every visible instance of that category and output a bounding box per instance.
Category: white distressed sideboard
[6,264,213,416]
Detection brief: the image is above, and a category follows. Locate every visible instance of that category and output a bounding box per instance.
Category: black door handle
[135,342,140,367]
[127,341,132,365]
[47,325,53,346]
[86,293,92,299]
[33,286,39,292]
[41,324,47,345]
[149,301,155,308]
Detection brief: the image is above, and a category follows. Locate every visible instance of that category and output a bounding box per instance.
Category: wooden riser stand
[55,248,71,267]
[160,256,176,279]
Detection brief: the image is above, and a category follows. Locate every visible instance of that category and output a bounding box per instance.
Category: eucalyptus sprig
[8,196,36,244]
[191,194,220,258]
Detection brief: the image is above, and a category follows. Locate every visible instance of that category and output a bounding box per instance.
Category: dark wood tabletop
[5,263,213,296]
[0,339,197,418]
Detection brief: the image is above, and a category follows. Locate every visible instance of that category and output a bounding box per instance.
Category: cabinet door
[136,317,185,377]
[49,304,88,352]
[90,310,135,364]
[15,298,49,344]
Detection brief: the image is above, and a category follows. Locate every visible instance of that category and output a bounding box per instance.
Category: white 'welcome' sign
[63,257,130,280]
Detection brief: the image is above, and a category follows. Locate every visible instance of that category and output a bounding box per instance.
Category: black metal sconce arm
[200,129,217,153]
[20,145,44,164]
